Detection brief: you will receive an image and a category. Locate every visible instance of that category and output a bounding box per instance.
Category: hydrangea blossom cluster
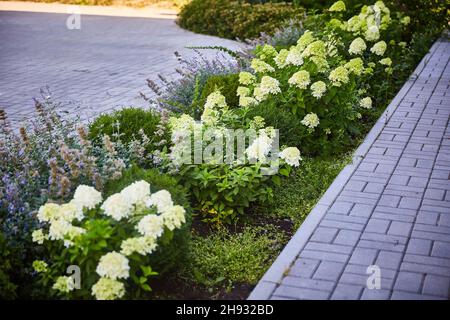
[301,113,320,129]
[32,181,187,300]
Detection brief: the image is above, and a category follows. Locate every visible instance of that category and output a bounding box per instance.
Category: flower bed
[0,1,445,299]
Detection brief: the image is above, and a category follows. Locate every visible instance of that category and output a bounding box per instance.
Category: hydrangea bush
[31,181,187,300]
[163,90,301,224]
[237,0,411,155]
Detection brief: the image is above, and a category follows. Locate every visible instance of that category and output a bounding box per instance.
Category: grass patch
[254,153,352,228]
[181,226,286,292]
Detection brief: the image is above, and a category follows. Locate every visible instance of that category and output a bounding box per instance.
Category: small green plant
[184,226,286,289]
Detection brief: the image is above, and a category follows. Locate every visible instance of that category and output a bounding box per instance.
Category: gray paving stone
[422,275,450,298]
[273,285,329,300]
[331,284,363,300]
[310,227,339,244]
[361,288,391,300]
[313,261,346,281]
[406,238,432,255]
[394,272,424,293]
[365,219,391,234]
[334,230,361,246]
[388,221,413,237]
[375,251,403,270]
[348,247,379,266]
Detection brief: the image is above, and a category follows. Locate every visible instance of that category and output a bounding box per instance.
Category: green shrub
[88,107,167,148]
[0,234,18,299]
[178,0,304,40]
[104,166,192,276]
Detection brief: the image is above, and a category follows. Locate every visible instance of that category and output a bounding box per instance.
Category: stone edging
[248,39,441,300]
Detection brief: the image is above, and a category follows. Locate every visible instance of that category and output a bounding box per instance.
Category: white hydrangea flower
[37,203,60,223]
[238,71,256,85]
[250,58,275,73]
[349,37,367,55]
[286,48,304,66]
[328,66,349,87]
[365,25,380,41]
[60,202,84,222]
[204,91,227,110]
[302,40,327,58]
[101,193,133,221]
[260,76,281,95]
[301,113,320,129]
[288,70,311,89]
[360,97,373,109]
[297,30,315,51]
[310,81,327,99]
[246,132,273,162]
[96,252,130,280]
[345,58,364,76]
[237,86,250,97]
[347,16,362,32]
[379,57,392,66]
[72,185,102,210]
[169,114,195,132]
[136,214,165,238]
[92,278,125,300]
[120,236,157,256]
[48,219,72,241]
[279,147,302,167]
[120,180,151,207]
[274,49,289,68]
[53,276,75,293]
[239,96,258,108]
[32,229,47,244]
[370,41,387,56]
[161,205,186,231]
[146,190,173,214]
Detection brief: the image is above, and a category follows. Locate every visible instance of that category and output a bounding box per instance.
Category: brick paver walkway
[0,11,240,123]
[250,37,450,300]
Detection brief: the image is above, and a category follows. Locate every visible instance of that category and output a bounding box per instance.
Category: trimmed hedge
[177,0,304,40]
[104,166,192,276]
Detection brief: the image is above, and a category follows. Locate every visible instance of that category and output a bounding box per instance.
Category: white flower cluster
[246,131,274,163]
[253,76,281,102]
[35,180,187,300]
[279,147,302,167]
[301,113,320,129]
[349,37,367,55]
[288,70,311,89]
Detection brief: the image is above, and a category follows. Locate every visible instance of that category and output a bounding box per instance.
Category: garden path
[0,10,241,124]
[249,36,450,300]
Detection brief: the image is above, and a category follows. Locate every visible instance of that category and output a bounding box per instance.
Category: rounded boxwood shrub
[103,166,192,276]
[88,107,167,147]
[178,0,304,40]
